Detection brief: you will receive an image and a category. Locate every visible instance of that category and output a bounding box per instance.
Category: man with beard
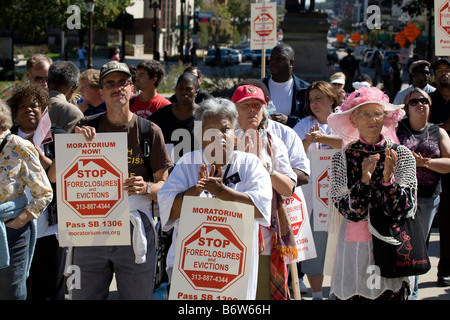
[262,44,310,128]
[429,58,450,288]
[130,59,171,118]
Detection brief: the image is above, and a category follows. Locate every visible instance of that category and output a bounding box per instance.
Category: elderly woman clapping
[157,98,272,299]
[327,86,417,300]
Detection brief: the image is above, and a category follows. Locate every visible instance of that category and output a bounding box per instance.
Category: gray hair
[48,60,80,92]
[0,100,13,131]
[194,98,238,129]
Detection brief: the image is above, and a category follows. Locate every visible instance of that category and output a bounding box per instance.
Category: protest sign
[435,0,450,56]
[169,196,254,300]
[284,187,316,263]
[250,2,277,50]
[311,149,338,232]
[55,132,130,247]
[33,108,52,147]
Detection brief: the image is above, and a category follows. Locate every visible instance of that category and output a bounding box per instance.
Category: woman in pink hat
[327,86,417,300]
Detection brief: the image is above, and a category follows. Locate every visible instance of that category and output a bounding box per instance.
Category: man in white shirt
[262,44,310,128]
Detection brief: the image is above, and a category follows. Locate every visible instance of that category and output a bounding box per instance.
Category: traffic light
[152,23,157,31]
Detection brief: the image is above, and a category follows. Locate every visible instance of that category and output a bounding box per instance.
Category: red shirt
[130,94,171,118]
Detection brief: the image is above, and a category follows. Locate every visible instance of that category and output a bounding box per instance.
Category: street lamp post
[85,0,96,69]
[151,1,160,61]
[180,0,185,62]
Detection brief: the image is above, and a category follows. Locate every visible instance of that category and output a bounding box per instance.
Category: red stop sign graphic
[61,156,123,218]
[178,223,247,292]
[253,12,275,37]
[316,167,330,207]
[287,192,305,237]
[439,1,450,38]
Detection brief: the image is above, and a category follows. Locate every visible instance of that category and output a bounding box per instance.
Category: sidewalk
[301,228,450,300]
[106,229,449,300]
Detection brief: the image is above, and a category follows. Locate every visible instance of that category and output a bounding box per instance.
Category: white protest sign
[284,187,316,263]
[169,196,254,300]
[55,133,130,247]
[311,149,338,232]
[250,2,277,50]
[435,0,450,56]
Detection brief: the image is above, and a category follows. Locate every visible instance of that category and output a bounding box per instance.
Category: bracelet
[265,162,274,175]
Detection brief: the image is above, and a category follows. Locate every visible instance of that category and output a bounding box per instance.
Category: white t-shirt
[258,132,297,255]
[268,77,294,116]
[157,150,272,300]
[267,119,310,176]
[292,116,335,216]
[18,128,57,239]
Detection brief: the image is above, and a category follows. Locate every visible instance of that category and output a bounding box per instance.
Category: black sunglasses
[409,98,429,106]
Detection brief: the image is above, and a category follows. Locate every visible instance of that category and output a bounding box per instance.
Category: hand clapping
[196,164,225,196]
[361,148,397,184]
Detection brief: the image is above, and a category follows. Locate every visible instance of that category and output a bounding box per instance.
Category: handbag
[371,212,431,278]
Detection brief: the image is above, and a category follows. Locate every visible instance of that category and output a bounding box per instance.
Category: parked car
[354,45,369,62]
[382,50,400,60]
[332,41,347,49]
[252,49,272,68]
[228,49,242,64]
[361,49,374,67]
[205,48,232,67]
[242,48,253,62]
[327,48,338,65]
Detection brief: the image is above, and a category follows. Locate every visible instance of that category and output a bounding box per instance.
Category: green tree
[392,0,432,17]
[0,0,132,39]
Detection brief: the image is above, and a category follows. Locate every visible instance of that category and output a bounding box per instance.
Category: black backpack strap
[137,116,153,182]
[130,94,137,108]
[85,112,106,130]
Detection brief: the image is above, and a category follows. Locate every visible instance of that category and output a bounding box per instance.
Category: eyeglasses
[413,70,430,75]
[357,111,385,120]
[33,76,48,83]
[102,79,130,89]
[409,98,429,106]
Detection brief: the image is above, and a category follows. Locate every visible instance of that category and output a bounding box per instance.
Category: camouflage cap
[99,61,131,81]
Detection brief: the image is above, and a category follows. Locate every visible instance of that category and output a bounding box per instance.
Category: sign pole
[261,48,266,78]
[290,263,301,300]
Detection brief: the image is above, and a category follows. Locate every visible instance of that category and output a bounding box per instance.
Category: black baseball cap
[433,58,450,73]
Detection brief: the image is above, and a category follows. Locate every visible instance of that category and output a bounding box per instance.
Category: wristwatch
[265,162,274,175]
[144,182,151,195]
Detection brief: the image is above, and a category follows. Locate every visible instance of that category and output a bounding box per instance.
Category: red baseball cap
[231,85,266,104]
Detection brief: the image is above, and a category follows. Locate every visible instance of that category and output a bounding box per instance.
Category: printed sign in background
[250,2,277,50]
[310,149,338,232]
[435,0,450,56]
[55,133,130,247]
[169,196,254,300]
[284,187,317,263]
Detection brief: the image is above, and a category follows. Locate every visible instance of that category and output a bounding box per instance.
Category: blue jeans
[0,222,32,300]
[72,213,156,300]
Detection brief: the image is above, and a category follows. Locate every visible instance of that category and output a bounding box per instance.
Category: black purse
[370,143,431,278]
[371,213,431,278]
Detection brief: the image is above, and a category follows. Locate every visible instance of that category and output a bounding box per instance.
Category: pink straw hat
[327,86,405,145]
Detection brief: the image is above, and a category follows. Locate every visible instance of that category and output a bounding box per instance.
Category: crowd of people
[1,43,450,301]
